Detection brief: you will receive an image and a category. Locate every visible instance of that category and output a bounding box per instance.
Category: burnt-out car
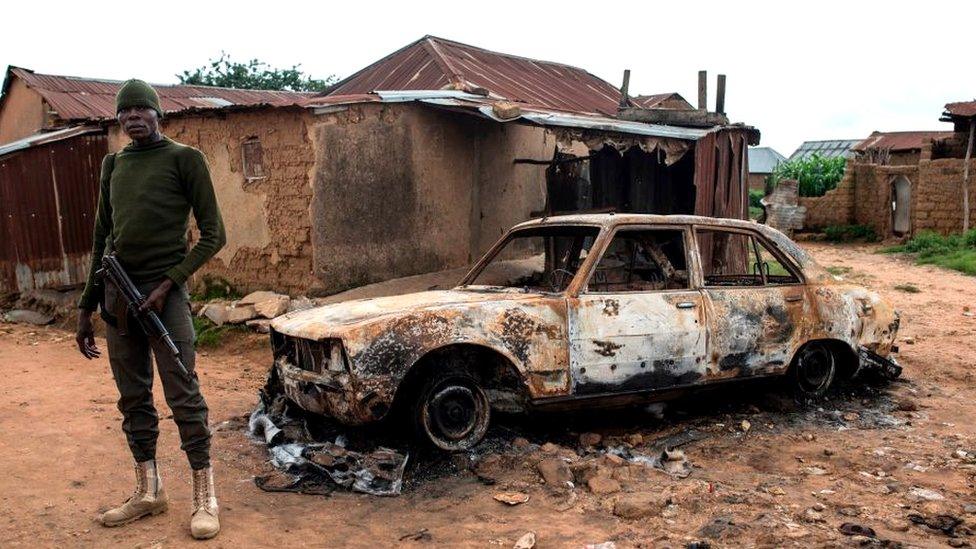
[270,214,900,450]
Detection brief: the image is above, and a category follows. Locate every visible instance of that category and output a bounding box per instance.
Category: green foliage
[178,52,336,92]
[826,265,852,276]
[771,153,846,197]
[893,283,920,293]
[881,229,976,276]
[191,275,241,302]
[192,316,244,349]
[823,225,878,243]
[748,189,765,209]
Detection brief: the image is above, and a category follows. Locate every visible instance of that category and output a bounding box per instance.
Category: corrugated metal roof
[943,100,976,120]
[632,93,693,110]
[789,139,861,160]
[852,130,956,153]
[323,36,628,117]
[4,66,314,122]
[748,146,786,173]
[0,125,102,158]
[309,90,714,141]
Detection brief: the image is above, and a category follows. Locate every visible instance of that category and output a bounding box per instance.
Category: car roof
[512,213,762,231]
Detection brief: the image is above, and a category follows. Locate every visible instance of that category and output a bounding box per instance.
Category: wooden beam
[617,107,728,128]
[619,69,631,108]
[716,74,727,114]
[698,70,707,111]
[964,119,974,232]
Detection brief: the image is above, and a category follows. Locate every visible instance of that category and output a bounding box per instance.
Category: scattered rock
[580,432,602,447]
[802,508,825,523]
[740,420,751,432]
[288,296,315,313]
[513,532,536,549]
[226,305,257,324]
[885,519,910,532]
[540,442,561,454]
[903,336,916,345]
[909,487,945,501]
[586,474,621,495]
[963,504,976,515]
[200,303,229,326]
[602,454,625,467]
[698,515,737,539]
[583,543,616,549]
[613,492,669,519]
[812,503,826,512]
[823,448,835,457]
[493,492,530,506]
[625,434,643,446]
[254,295,290,319]
[948,539,970,548]
[895,398,919,412]
[802,466,828,476]
[843,412,860,422]
[2,309,54,325]
[238,291,280,305]
[537,458,572,486]
[838,523,876,538]
[246,319,272,334]
[908,512,963,535]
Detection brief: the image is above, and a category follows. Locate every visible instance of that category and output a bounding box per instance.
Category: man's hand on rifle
[140,278,174,314]
[76,310,101,359]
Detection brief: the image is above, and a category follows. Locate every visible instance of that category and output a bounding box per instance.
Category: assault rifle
[98,253,190,380]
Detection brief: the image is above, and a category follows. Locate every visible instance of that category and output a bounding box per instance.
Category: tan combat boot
[190,466,219,540]
[99,460,168,526]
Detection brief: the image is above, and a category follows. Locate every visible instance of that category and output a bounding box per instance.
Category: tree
[177,53,336,92]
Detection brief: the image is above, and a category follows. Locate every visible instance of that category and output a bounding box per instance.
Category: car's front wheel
[790,341,837,400]
[413,372,491,451]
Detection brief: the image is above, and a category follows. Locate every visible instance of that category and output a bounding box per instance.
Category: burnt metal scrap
[248,370,408,497]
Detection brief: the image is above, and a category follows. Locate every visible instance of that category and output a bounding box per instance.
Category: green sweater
[78,137,226,311]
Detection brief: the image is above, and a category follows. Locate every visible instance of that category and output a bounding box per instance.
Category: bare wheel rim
[797,344,834,393]
[423,381,489,449]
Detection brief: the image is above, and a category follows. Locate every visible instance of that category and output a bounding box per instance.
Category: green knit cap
[116,79,163,117]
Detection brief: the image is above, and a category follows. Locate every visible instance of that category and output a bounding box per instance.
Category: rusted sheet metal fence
[0,131,105,292]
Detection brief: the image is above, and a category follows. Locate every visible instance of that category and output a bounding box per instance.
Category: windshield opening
[465,226,601,293]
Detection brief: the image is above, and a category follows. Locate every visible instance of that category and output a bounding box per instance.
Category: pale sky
[2,0,973,155]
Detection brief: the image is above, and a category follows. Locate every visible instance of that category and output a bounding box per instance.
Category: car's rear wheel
[413,372,490,451]
[790,341,836,400]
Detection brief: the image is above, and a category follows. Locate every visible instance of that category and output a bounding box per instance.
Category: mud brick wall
[798,170,855,230]
[913,158,976,234]
[109,108,318,295]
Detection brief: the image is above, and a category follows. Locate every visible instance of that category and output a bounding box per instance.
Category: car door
[693,226,808,379]
[568,226,708,396]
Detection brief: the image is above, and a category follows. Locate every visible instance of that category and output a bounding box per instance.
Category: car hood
[270,289,550,340]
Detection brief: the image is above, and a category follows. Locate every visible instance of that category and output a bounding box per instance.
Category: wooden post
[716,74,726,114]
[964,119,975,232]
[698,70,707,111]
[619,69,631,108]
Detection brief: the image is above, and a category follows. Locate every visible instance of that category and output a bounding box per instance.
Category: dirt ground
[2,242,976,548]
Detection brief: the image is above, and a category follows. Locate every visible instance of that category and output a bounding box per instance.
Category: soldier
[75,79,226,539]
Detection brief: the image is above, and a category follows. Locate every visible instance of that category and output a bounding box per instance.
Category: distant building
[799,109,975,238]
[747,146,785,190]
[789,139,860,160]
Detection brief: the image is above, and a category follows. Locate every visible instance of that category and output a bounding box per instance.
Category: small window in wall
[587,229,689,292]
[241,138,266,180]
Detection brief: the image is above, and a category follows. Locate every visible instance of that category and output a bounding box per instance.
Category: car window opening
[587,229,689,292]
[696,228,799,287]
[466,226,600,293]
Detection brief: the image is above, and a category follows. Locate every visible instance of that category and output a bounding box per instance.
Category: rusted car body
[270,214,899,448]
